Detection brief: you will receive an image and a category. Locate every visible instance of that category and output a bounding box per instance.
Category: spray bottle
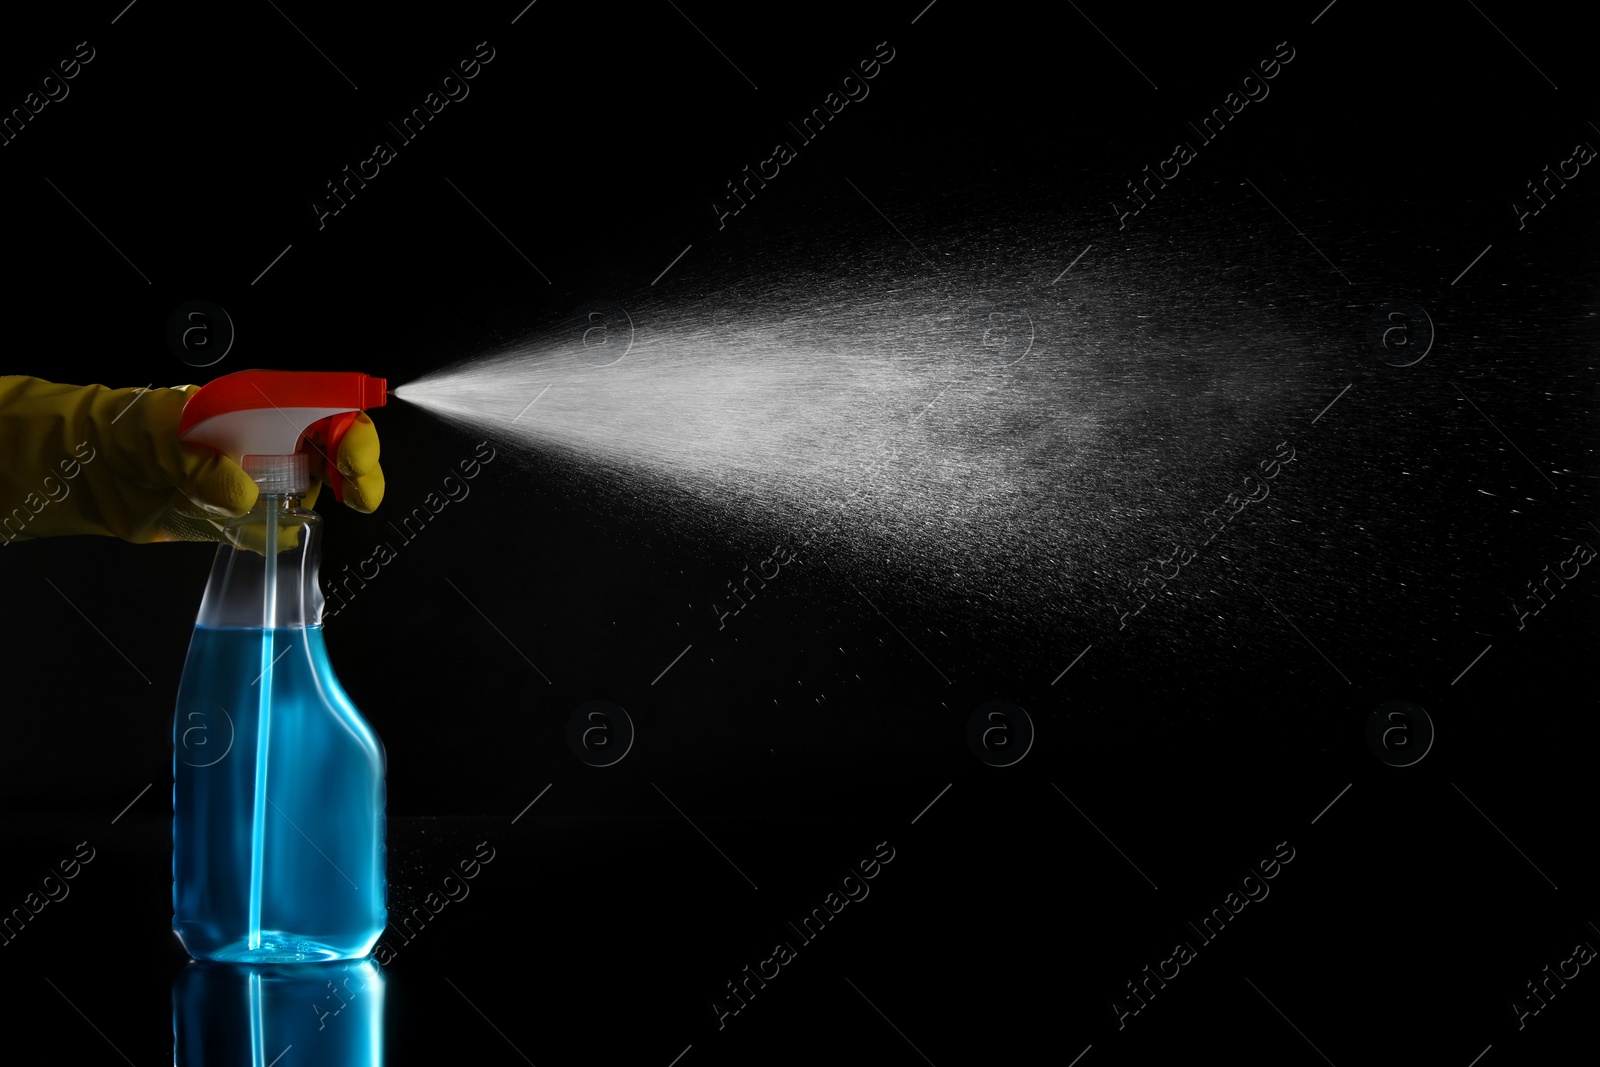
[173,958,385,1065]
[172,369,389,962]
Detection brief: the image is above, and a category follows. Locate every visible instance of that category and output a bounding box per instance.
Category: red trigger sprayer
[170,368,390,965]
[177,369,389,500]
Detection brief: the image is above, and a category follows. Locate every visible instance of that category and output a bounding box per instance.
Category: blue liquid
[173,959,385,1067]
[174,625,386,962]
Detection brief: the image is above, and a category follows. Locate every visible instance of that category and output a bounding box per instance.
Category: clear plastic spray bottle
[172,370,388,962]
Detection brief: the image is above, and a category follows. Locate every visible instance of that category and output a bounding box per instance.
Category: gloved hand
[0,376,384,546]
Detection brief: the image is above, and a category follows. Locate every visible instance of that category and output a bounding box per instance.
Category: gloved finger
[335,413,384,513]
[108,385,253,514]
[83,383,244,543]
[175,443,259,518]
[147,509,231,544]
[220,513,306,556]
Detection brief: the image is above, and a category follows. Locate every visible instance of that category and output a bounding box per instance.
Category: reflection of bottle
[173,959,385,1067]
[172,371,388,962]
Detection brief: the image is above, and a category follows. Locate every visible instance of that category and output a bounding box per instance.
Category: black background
[1,1,1596,1064]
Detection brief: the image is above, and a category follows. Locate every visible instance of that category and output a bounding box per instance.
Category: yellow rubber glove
[0,376,384,546]
[302,409,384,514]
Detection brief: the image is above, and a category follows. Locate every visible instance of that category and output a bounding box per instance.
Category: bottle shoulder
[178,626,383,758]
